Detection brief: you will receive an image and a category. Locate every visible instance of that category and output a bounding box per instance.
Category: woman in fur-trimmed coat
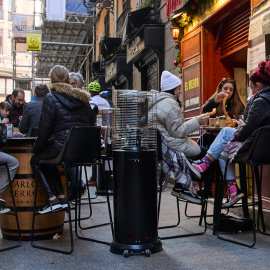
[30,65,95,214]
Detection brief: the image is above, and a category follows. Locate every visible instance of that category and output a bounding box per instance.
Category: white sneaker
[222,193,244,208]
[186,158,201,179]
[0,208,10,214]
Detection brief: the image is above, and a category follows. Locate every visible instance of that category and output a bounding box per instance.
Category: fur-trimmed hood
[50,82,90,110]
[50,83,90,103]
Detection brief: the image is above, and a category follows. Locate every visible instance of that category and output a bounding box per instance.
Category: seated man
[19,84,49,137]
[5,89,25,127]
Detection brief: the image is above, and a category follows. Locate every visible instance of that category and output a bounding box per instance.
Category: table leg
[239,163,250,218]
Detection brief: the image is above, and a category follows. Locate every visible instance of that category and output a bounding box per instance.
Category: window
[104,12,110,37]
[0,0,3,20]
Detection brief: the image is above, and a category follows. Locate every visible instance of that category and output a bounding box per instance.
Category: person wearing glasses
[5,89,25,127]
[202,78,245,119]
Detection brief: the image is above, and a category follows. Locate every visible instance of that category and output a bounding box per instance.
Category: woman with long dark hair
[202,78,245,118]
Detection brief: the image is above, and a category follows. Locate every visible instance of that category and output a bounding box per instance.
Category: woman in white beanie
[148,71,210,197]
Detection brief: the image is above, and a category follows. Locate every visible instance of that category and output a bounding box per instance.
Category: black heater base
[110,240,162,257]
[111,150,162,257]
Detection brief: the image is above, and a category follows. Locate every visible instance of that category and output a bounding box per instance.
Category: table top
[200,126,224,131]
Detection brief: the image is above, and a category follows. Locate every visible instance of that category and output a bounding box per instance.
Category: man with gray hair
[69,72,84,89]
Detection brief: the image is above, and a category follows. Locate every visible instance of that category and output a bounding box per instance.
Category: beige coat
[148,90,201,156]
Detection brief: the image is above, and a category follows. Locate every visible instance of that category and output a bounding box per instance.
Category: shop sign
[126,36,145,63]
[183,62,200,111]
[27,30,42,51]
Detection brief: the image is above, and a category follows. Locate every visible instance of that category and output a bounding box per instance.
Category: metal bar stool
[216,126,270,247]
[156,130,207,240]
[31,126,113,254]
[0,162,21,252]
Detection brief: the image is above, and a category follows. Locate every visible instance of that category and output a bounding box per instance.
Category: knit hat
[160,71,182,91]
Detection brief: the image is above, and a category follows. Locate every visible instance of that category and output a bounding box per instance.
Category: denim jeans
[0,152,19,194]
[207,127,236,180]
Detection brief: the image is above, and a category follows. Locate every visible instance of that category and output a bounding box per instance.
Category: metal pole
[41,41,93,46]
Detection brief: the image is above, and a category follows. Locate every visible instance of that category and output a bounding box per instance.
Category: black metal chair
[216,126,270,247]
[157,130,207,240]
[31,126,113,254]
[0,162,21,252]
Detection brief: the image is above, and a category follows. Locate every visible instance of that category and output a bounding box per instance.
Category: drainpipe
[114,0,118,37]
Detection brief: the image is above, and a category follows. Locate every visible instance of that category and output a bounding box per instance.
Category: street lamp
[170,26,180,43]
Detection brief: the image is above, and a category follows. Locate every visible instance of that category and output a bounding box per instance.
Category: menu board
[183,62,200,111]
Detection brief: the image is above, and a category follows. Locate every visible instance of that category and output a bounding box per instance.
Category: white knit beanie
[160,71,182,91]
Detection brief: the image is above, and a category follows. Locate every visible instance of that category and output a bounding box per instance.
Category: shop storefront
[125,7,164,91]
[169,0,251,119]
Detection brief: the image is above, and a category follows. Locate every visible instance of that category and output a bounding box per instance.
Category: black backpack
[0,123,8,149]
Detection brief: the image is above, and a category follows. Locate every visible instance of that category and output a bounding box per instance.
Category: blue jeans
[0,152,19,194]
[207,127,236,180]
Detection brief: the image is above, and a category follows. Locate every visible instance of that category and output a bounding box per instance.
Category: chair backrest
[61,126,101,164]
[239,126,270,164]
[100,126,108,156]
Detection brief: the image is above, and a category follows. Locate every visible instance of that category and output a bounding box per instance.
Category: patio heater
[110,90,162,257]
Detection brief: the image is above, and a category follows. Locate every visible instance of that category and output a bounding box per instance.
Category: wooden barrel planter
[0,138,65,241]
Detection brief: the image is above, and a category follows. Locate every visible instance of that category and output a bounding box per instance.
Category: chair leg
[158,176,207,240]
[74,162,113,245]
[0,163,21,252]
[216,161,256,248]
[31,163,74,254]
[256,165,270,235]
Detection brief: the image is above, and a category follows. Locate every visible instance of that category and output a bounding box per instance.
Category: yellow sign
[27,31,41,51]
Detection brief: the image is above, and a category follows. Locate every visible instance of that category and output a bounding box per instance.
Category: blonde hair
[49,65,70,84]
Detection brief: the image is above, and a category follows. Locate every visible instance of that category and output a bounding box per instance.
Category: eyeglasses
[15,97,24,102]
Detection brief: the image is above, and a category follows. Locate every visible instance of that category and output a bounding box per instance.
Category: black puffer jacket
[237,86,270,141]
[33,83,95,154]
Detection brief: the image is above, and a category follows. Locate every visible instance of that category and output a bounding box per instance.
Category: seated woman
[202,78,245,118]
[200,78,245,148]
[148,71,210,200]
[192,60,270,207]
[30,65,96,214]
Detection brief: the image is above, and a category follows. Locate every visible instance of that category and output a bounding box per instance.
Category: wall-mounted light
[170,26,180,43]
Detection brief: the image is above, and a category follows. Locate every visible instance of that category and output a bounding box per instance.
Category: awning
[100,37,122,59]
[126,6,152,40]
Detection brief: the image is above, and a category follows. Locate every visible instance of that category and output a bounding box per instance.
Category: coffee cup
[208,118,216,127]
[219,116,226,127]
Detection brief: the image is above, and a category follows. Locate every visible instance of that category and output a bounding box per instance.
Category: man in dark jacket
[19,84,49,137]
[5,89,25,127]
